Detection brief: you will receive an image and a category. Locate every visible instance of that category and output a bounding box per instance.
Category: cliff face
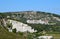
[7,19,37,33]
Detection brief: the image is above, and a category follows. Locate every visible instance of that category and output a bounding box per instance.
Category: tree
[12,28,16,33]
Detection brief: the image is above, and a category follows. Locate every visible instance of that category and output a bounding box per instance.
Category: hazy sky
[0,0,60,15]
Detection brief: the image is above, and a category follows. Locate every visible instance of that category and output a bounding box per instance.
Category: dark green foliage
[7,23,12,29]
[12,28,16,33]
[53,14,60,18]
[28,24,60,33]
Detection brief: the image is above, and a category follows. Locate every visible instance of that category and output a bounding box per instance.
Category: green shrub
[12,28,16,33]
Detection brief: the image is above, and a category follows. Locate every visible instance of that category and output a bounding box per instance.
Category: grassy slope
[0,25,23,39]
[46,34,60,39]
[43,32,60,39]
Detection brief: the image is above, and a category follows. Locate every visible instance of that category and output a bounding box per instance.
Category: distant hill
[0,11,60,39]
[0,11,60,25]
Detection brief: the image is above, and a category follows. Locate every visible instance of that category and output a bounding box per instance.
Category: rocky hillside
[0,11,60,25]
[0,11,60,39]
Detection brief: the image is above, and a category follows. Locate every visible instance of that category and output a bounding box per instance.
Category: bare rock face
[7,19,37,33]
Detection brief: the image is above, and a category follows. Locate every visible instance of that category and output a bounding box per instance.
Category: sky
[0,0,60,15]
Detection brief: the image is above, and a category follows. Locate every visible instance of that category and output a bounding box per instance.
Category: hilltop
[0,11,60,25]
